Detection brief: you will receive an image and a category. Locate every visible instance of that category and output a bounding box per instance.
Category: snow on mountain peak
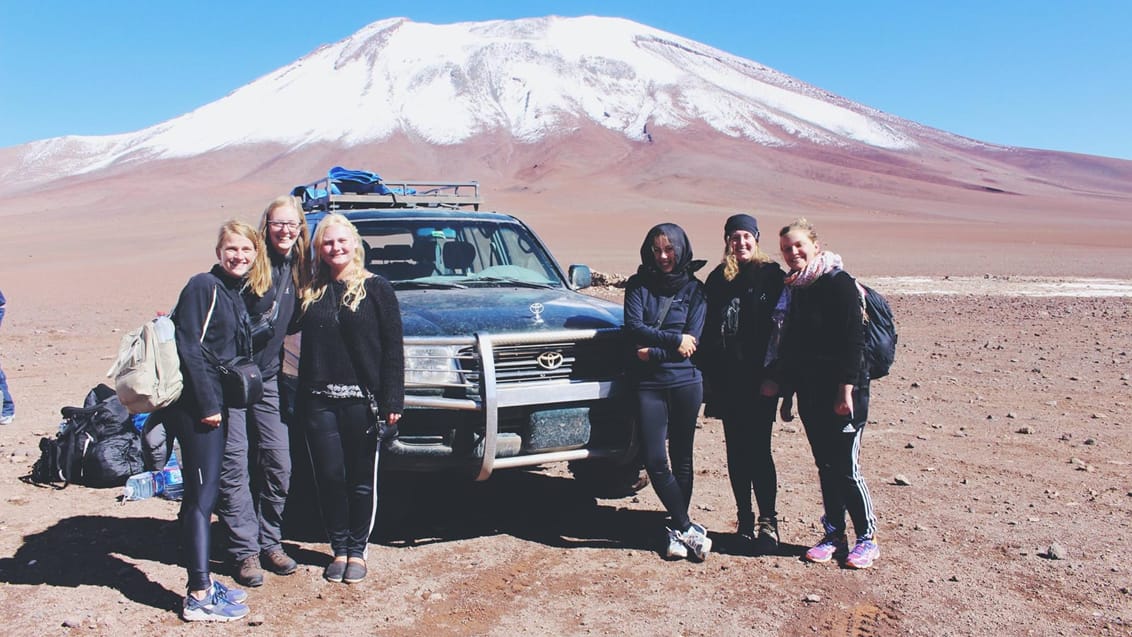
[22,16,920,175]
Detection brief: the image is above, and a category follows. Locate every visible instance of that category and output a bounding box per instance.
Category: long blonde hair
[246,195,311,296]
[721,239,773,281]
[301,213,369,313]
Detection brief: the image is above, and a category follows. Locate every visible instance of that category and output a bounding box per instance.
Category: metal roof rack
[293,176,482,212]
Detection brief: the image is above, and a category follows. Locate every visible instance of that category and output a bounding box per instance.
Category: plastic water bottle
[161,463,184,500]
[123,470,165,501]
[123,464,184,501]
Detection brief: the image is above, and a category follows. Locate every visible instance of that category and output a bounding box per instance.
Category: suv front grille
[458,338,624,386]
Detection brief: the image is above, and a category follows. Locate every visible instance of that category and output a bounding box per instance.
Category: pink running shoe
[804,533,847,563]
[845,539,880,569]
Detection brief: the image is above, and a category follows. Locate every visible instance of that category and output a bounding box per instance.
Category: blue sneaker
[212,579,247,604]
[846,538,880,569]
[182,582,249,622]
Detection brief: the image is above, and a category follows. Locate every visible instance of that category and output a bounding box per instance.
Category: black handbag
[213,355,264,408]
[200,281,264,409]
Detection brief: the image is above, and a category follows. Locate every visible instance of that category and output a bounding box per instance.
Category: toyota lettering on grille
[536,350,565,370]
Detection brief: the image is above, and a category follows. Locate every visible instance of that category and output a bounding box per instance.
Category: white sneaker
[679,522,713,561]
[665,527,688,559]
[0,415,13,426]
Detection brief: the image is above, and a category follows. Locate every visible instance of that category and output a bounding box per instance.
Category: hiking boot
[234,555,264,587]
[262,548,297,575]
[679,522,713,562]
[845,538,880,569]
[736,513,756,543]
[804,533,848,563]
[324,558,347,583]
[182,582,249,622]
[343,559,368,584]
[753,517,780,555]
[665,527,688,560]
[212,579,247,604]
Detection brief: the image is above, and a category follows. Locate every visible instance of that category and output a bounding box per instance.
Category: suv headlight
[404,344,463,387]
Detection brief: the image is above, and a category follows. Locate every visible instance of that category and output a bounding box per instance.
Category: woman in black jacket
[764,218,879,569]
[294,213,405,584]
[624,223,710,561]
[167,220,261,621]
[701,214,785,554]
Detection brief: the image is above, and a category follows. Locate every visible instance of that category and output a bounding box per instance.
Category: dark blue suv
[289,177,641,491]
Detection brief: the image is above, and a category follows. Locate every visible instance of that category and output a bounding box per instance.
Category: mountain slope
[1,15,1130,281]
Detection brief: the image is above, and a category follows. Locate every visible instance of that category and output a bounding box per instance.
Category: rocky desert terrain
[0,280,1129,636]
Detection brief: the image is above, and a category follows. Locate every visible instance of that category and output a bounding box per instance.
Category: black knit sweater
[295,276,405,416]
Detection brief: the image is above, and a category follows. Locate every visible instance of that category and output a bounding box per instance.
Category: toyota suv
[288,175,641,493]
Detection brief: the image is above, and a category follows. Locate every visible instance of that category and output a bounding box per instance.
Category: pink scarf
[783,251,843,289]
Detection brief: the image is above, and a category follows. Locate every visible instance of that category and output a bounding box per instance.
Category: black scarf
[635,223,706,295]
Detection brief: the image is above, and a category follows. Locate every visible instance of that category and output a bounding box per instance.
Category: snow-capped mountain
[9,17,942,176]
[2,15,1130,203]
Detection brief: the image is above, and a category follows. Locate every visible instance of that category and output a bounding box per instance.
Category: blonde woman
[764,218,878,569]
[219,196,310,587]
[167,220,263,621]
[700,214,785,554]
[293,213,404,584]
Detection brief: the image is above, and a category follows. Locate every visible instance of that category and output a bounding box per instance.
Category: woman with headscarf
[623,223,710,561]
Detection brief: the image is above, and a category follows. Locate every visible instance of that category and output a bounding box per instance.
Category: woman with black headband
[701,213,786,554]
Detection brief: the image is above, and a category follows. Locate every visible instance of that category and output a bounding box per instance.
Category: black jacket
[623,274,706,389]
[244,251,296,380]
[700,260,784,380]
[776,269,865,387]
[173,265,250,419]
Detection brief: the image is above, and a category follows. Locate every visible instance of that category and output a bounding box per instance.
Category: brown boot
[235,555,264,587]
[261,548,297,576]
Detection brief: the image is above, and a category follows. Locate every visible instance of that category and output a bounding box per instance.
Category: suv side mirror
[568,264,592,289]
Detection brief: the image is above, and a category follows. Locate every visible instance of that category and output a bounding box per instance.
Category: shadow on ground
[0,515,183,612]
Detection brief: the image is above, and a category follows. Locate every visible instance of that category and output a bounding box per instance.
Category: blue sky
[1,1,1129,159]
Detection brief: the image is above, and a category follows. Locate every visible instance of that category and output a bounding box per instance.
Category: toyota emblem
[536,350,564,370]
[529,302,545,323]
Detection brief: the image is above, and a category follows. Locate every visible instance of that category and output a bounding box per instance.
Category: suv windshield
[353,218,564,288]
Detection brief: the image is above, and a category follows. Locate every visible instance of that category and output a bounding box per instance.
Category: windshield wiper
[471,276,556,289]
[392,280,468,290]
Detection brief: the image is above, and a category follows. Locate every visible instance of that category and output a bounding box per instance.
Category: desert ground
[0,265,1130,636]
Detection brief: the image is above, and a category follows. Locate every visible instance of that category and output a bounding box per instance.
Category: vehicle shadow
[0,515,183,612]
[377,470,665,552]
[283,466,665,553]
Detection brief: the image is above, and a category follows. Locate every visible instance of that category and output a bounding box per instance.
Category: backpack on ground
[30,384,144,487]
[855,281,898,380]
[107,314,183,414]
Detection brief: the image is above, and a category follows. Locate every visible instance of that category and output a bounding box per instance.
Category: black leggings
[636,382,703,531]
[168,404,228,592]
[796,378,877,540]
[300,395,379,559]
[720,379,778,522]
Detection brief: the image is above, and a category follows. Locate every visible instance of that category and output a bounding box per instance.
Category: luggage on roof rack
[292,173,482,212]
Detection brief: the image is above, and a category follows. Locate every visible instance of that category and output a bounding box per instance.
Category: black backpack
[30,384,144,488]
[858,283,898,380]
